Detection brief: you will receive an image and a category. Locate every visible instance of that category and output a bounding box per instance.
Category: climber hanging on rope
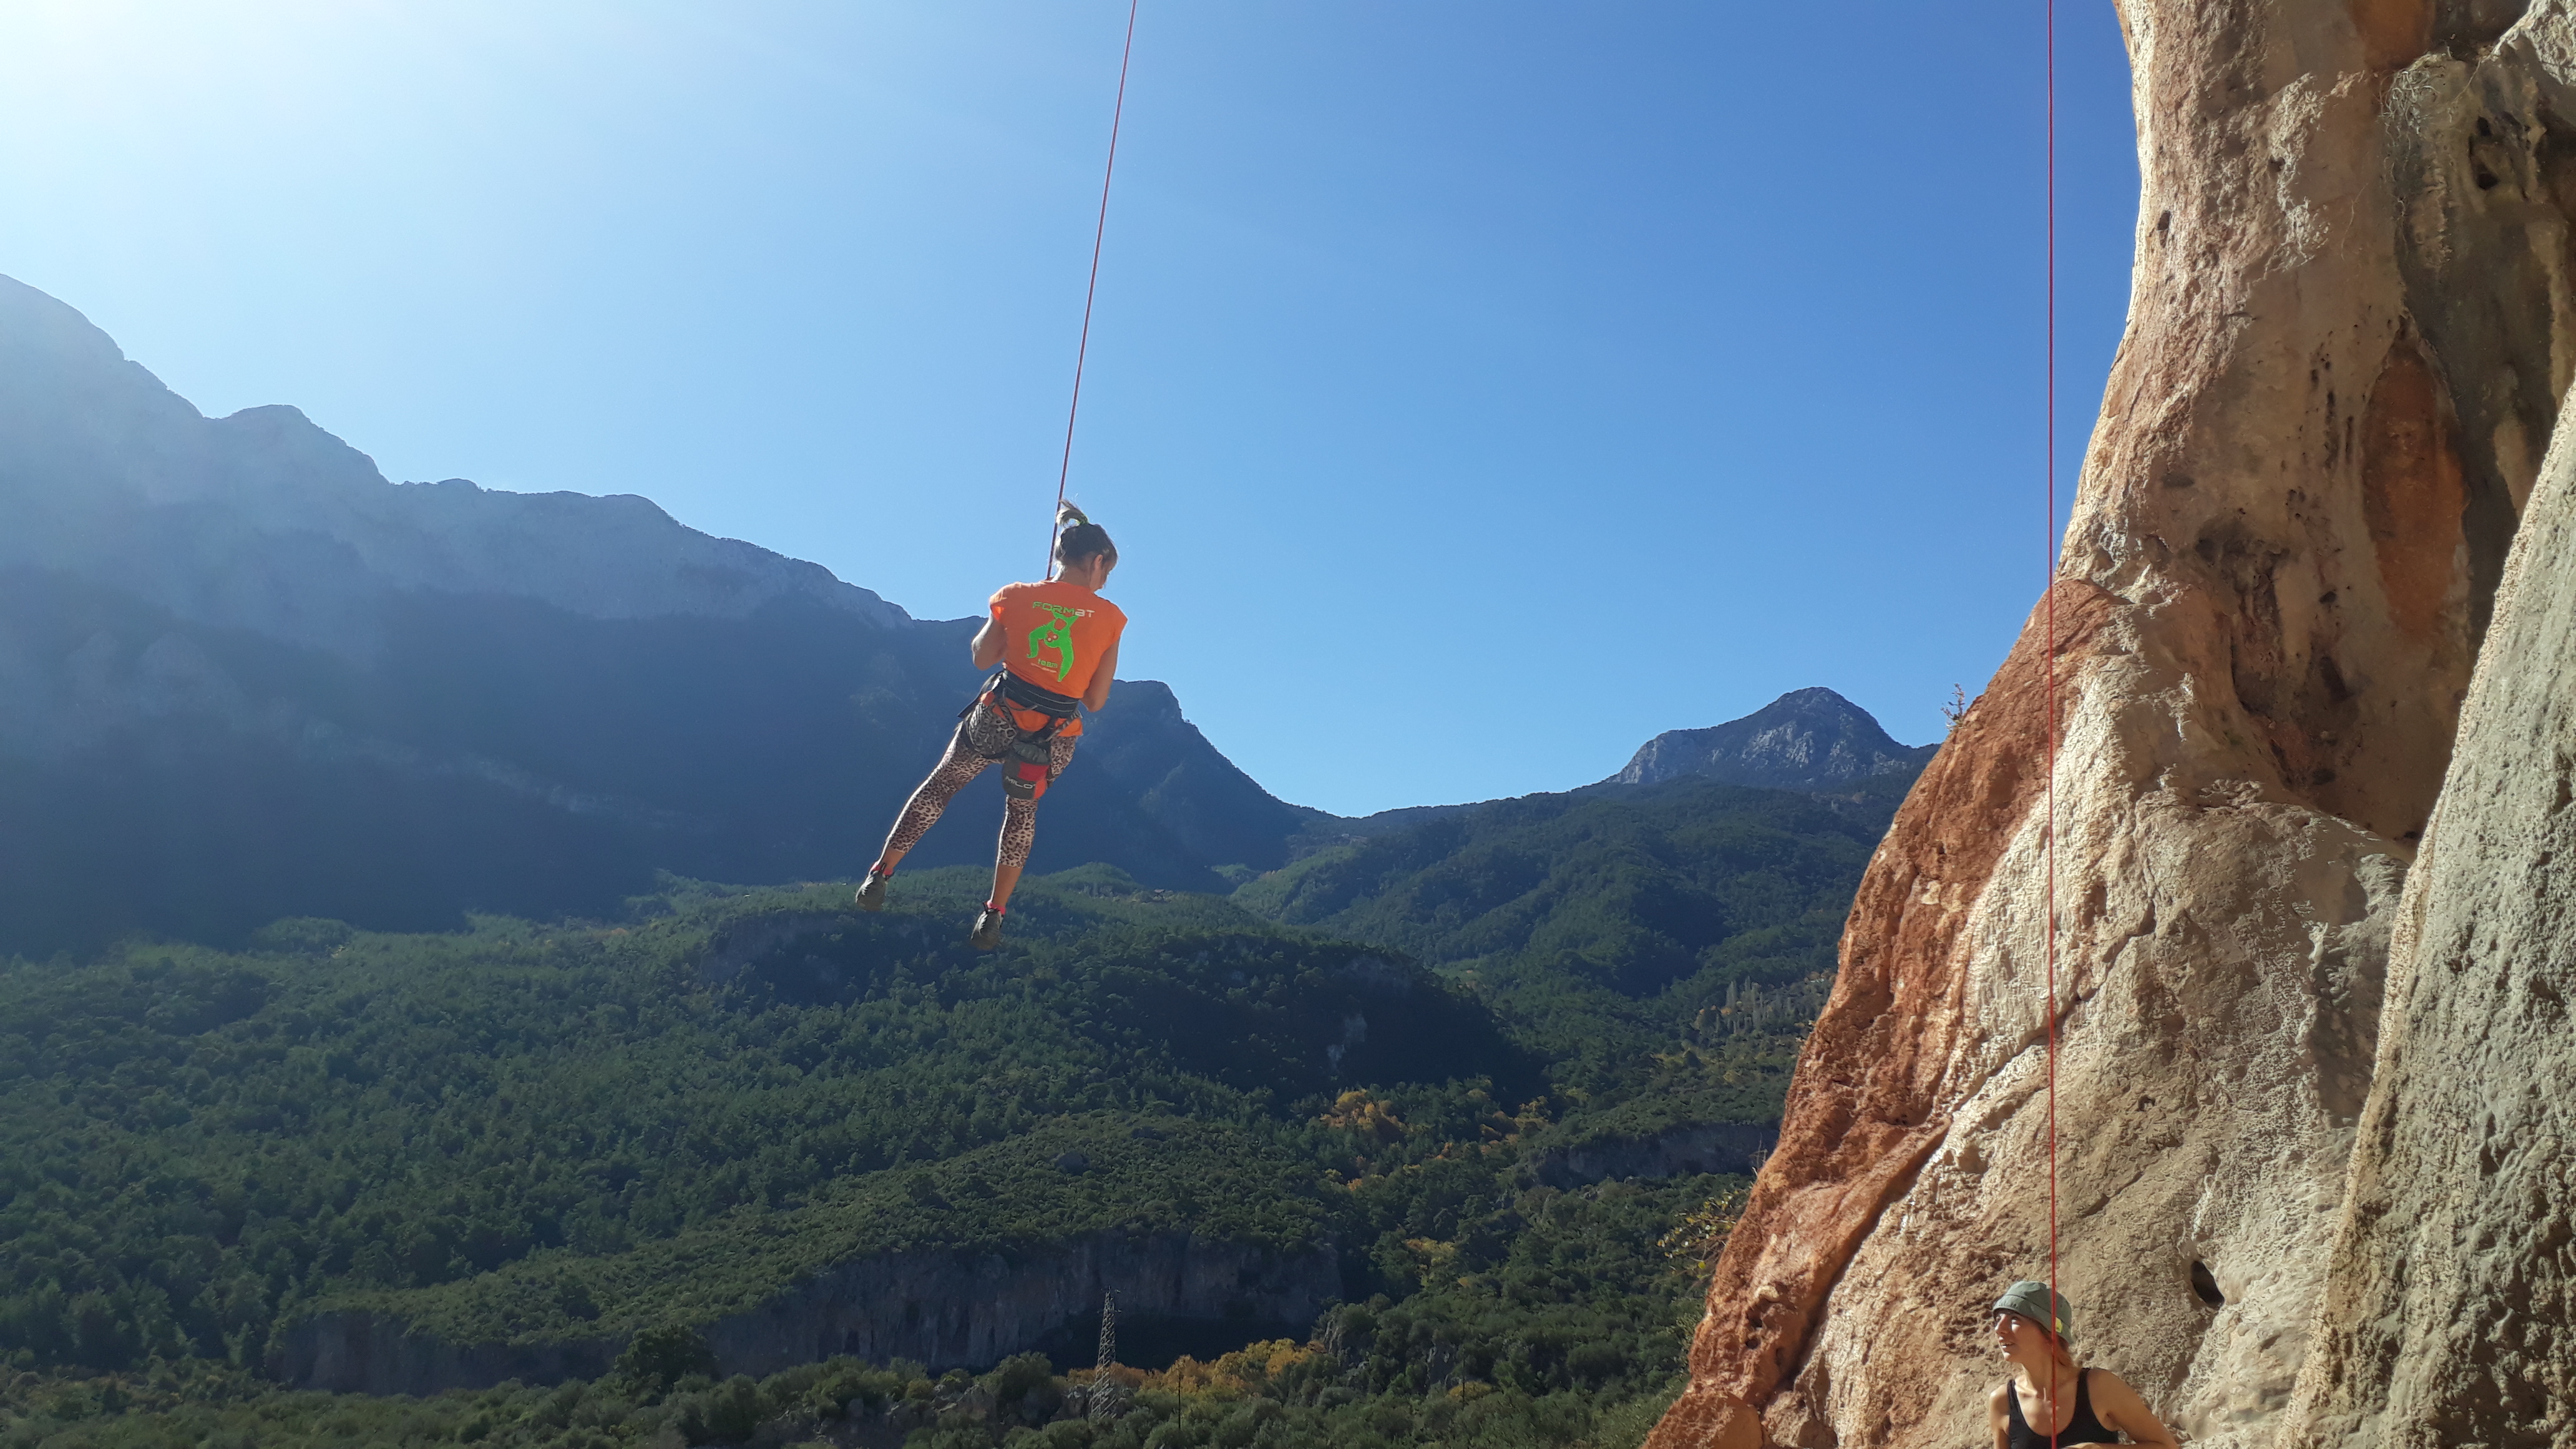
[1988,1281,2177,1449]
[853,502,1126,949]
[851,0,1137,951]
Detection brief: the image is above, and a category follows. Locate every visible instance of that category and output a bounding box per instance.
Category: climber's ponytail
[1054,501,1116,569]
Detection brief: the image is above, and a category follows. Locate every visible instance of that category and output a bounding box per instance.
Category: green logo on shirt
[1028,602,1088,682]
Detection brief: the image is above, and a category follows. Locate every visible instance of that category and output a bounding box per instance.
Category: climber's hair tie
[1054,502,1116,569]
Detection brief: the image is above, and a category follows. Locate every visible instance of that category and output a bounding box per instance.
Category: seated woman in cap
[1988,1281,2177,1448]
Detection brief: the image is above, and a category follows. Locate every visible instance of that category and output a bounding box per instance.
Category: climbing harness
[2042,0,2063,1443]
[990,666,1085,723]
[1046,0,1141,578]
[959,668,1083,801]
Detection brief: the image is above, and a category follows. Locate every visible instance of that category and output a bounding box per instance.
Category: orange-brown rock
[1649,2,2576,1446]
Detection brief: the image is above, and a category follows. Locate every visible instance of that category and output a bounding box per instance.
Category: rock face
[276,1232,1337,1397]
[2278,351,2576,1448]
[271,1314,620,1400]
[1649,4,2576,1447]
[1613,688,1935,791]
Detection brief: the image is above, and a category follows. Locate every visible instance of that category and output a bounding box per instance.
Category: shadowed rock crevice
[2358,331,2470,648]
[2280,334,2576,1449]
[2383,32,2575,646]
[2436,0,2534,54]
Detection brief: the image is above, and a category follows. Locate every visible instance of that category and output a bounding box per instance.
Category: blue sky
[0,1,2139,817]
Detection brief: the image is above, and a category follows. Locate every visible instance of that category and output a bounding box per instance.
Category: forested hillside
[1241,774,1905,1131]
[0,789,1883,1445]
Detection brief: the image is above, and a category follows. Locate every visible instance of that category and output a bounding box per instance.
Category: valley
[0,271,1936,1447]
[1,721,1928,1447]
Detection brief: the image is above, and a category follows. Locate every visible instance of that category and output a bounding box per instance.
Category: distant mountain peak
[0,271,914,653]
[1611,688,1935,791]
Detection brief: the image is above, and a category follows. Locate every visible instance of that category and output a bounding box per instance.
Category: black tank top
[2005,1367,2118,1448]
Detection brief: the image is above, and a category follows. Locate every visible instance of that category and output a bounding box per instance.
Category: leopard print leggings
[882,700,1078,871]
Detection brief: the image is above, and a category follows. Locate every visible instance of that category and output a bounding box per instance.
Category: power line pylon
[1088,1289,1121,1424]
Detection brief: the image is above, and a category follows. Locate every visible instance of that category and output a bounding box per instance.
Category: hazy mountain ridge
[0,275,1315,952]
[1289,686,1934,859]
[0,275,909,655]
[0,273,1933,959]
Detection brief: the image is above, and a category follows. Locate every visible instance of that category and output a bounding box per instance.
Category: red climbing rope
[2042,0,2062,1445]
[1047,0,1143,578]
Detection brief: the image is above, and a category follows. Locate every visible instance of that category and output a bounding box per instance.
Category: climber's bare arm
[1988,1383,2012,1449]
[972,617,1006,670]
[2089,1371,2177,1448]
[1083,637,1119,711]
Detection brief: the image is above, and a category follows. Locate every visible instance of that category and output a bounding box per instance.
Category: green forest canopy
[2,774,1891,1447]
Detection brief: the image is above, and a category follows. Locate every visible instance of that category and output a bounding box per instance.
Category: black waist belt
[990,668,1082,720]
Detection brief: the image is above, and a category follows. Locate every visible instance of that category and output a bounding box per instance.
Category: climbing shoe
[853,866,890,912]
[969,904,1005,951]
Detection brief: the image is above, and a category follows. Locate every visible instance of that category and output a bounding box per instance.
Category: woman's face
[1993,1310,2044,1357]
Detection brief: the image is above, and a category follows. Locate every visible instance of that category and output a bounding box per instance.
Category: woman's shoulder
[2080,1366,2144,1406]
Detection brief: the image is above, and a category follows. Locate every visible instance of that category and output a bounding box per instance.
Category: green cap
[1993,1281,2074,1340]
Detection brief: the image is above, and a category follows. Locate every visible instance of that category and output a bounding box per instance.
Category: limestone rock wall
[700,1233,1337,1385]
[2278,339,2576,1449]
[276,1232,1335,1397]
[272,1312,619,1400]
[1648,3,2576,1447]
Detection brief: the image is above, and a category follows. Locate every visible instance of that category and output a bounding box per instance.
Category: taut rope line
[1048,0,1143,577]
[2043,0,2062,1442]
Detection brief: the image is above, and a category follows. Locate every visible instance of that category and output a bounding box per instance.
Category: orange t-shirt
[990,580,1127,722]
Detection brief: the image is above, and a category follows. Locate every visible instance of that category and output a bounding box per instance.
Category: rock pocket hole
[2190,1260,2225,1309]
